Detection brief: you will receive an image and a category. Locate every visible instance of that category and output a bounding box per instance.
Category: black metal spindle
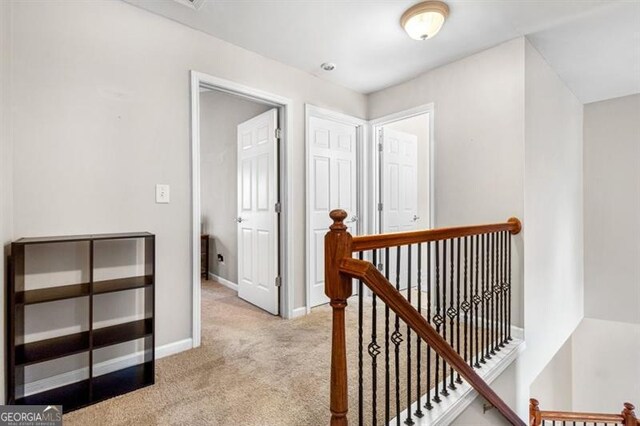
[473,234,481,368]
[369,250,380,426]
[491,232,497,356]
[503,231,508,346]
[480,234,487,364]
[499,231,505,348]
[448,239,456,390]
[385,247,391,424]
[441,239,449,397]
[415,243,424,418]
[432,241,442,403]
[358,251,364,425]
[393,246,403,425]
[424,242,433,410]
[455,238,462,384]
[405,245,414,426]
[484,233,492,361]
[508,230,512,341]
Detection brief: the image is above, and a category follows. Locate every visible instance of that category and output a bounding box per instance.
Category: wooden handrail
[530,399,637,425]
[351,217,521,252]
[339,257,525,425]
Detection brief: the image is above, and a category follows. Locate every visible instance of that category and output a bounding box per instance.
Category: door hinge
[378,202,383,212]
[275,128,282,139]
[378,142,383,152]
[275,202,282,214]
[275,276,282,287]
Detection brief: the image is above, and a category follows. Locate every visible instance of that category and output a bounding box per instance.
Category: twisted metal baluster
[405,244,414,426]
[432,241,442,403]
[393,246,403,425]
[424,242,433,410]
[369,250,380,426]
[358,251,364,425]
[385,247,390,424]
[415,243,424,418]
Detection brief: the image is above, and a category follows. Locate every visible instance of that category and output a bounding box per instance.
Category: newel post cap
[330,209,348,231]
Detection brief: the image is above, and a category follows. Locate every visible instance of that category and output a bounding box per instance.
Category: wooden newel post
[529,399,541,426]
[622,402,637,425]
[325,209,353,426]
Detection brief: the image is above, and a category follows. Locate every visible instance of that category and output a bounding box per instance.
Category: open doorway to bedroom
[191,72,294,348]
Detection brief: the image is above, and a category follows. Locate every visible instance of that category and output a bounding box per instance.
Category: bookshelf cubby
[7,232,155,412]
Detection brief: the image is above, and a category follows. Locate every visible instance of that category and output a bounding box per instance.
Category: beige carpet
[64,281,479,426]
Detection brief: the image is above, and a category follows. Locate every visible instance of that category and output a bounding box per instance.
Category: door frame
[305,104,367,312]
[369,103,436,235]
[190,71,295,348]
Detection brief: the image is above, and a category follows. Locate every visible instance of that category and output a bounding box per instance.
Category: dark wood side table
[201,234,209,280]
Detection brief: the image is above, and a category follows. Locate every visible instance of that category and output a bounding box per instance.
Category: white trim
[391,328,525,426]
[291,307,308,319]
[304,104,367,311]
[207,272,238,292]
[20,338,193,398]
[369,103,436,235]
[191,71,296,349]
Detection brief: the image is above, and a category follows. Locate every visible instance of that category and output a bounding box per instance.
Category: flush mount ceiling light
[401,1,449,40]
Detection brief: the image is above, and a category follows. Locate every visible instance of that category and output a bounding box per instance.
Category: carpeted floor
[64,280,473,426]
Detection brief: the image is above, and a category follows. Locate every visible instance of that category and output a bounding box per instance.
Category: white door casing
[237,108,279,315]
[380,127,418,289]
[308,115,358,307]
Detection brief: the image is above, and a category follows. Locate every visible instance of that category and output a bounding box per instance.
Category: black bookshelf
[6,232,155,412]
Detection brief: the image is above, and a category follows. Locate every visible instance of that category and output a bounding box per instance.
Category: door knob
[236,217,245,223]
[347,215,358,223]
[412,215,420,222]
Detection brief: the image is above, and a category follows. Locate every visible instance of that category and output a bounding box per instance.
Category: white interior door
[380,127,418,289]
[237,108,279,315]
[308,115,358,307]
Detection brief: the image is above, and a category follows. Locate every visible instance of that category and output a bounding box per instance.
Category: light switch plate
[156,184,170,204]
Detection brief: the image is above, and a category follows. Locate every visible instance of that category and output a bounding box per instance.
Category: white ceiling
[124,0,640,103]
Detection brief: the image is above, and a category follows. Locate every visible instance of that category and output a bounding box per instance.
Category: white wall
[368,38,526,331]
[385,114,431,229]
[529,336,573,411]
[519,40,584,415]
[0,0,14,405]
[199,90,271,284]
[583,94,640,325]
[572,318,640,412]
[5,0,366,371]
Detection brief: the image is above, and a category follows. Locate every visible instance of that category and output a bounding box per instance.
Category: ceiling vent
[173,0,206,10]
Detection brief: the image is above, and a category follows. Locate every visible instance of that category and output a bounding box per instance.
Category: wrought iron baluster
[432,240,442,403]
[358,251,364,425]
[473,234,481,368]
[503,231,508,346]
[448,239,456,391]
[369,250,380,426]
[508,230,512,341]
[415,243,424,418]
[393,246,403,425]
[491,232,497,356]
[455,237,462,384]
[385,247,390,424]
[424,242,433,410]
[405,244,414,426]
[498,231,505,348]
[441,239,449,397]
[484,233,492,361]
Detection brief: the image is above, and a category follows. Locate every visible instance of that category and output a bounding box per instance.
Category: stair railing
[325,209,524,425]
[530,399,638,425]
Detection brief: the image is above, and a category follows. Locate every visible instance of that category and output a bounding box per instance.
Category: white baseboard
[20,338,193,398]
[208,272,238,292]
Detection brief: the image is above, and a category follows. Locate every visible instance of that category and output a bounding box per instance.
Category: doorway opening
[371,105,434,285]
[190,72,294,348]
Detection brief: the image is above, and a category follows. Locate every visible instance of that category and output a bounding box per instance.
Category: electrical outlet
[217,254,224,263]
[156,184,170,203]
